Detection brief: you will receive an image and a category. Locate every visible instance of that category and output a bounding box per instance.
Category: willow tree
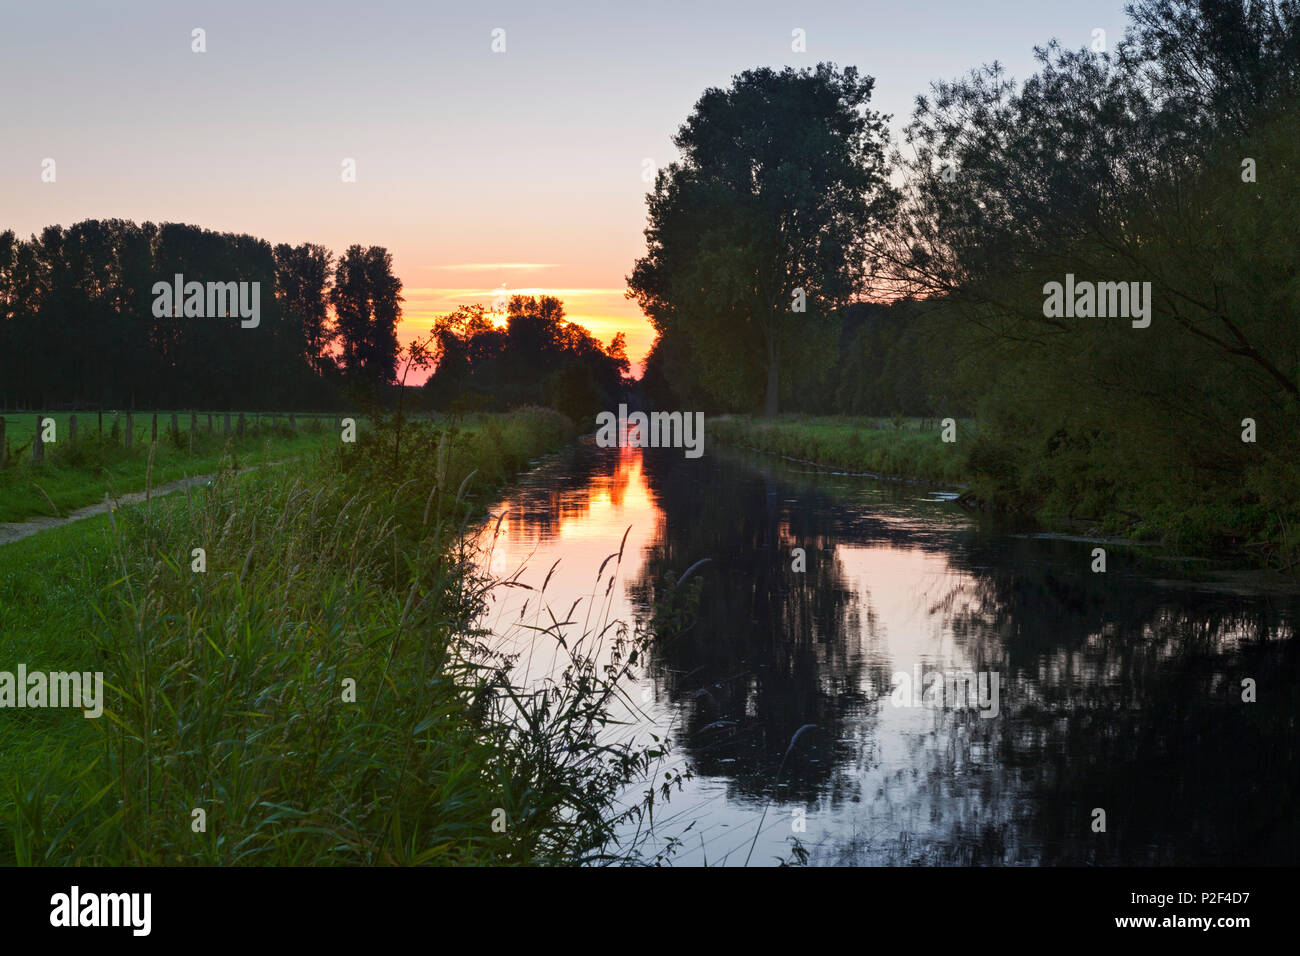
[628,63,894,415]
[869,0,1300,527]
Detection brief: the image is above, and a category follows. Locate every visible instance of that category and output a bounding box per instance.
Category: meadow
[0,411,340,524]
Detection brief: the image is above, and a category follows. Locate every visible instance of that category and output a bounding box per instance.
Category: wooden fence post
[125,413,134,449]
[33,414,44,462]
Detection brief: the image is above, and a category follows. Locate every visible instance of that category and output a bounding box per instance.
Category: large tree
[628,63,894,415]
[867,0,1300,533]
[274,242,334,375]
[331,244,403,390]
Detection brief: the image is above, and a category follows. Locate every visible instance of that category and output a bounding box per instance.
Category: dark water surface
[481,439,1298,866]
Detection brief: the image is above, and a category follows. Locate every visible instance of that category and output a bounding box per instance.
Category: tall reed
[7,408,683,865]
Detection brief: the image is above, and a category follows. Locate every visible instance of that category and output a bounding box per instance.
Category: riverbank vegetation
[1,407,682,865]
[638,1,1300,569]
[710,415,966,485]
[866,2,1300,565]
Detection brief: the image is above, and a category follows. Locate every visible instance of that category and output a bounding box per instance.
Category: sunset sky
[1,0,1127,377]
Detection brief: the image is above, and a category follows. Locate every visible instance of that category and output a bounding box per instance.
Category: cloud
[404,287,629,299]
[434,263,559,271]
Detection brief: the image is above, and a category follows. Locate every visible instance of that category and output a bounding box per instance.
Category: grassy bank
[709,413,1300,570]
[710,414,968,485]
[0,406,677,865]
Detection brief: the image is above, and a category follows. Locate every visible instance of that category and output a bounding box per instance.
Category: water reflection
[481,439,1298,866]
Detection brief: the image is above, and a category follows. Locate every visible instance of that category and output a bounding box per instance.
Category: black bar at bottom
[0,865,1285,943]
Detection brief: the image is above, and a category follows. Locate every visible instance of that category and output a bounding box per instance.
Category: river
[478,436,1298,866]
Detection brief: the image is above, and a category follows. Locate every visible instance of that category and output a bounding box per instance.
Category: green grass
[709,414,969,485]
[0,412,344,524]
[712,414,1299,569]
[0,410,333,447]
[0,406,682,865]
[0,514,119,830]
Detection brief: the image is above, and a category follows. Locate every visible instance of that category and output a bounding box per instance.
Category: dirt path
[0,462,289,547]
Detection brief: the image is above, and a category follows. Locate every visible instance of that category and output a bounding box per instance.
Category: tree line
[421,295,630,429]
[0,220,403,410]
[632,0,1300,551]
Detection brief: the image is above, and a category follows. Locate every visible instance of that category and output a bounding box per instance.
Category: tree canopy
[423,295,629,429]
[0,220,402,410]
[628,63,895,415]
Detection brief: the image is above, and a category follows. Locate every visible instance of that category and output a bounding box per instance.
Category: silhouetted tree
[275,242,335,374]
[0,218,354,410]
[332,244,403,393]
[423,296,628,420]
[628,63,895,415]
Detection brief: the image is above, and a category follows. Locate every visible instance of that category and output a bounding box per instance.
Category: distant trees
[148,222,291,408]
[0,220,402,410]
[423,295,629,428]
[628,63,895,415]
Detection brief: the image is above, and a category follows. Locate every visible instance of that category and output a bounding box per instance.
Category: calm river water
[480,438,1297,866]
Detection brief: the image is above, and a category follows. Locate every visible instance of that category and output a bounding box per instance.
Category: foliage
[0,220,399,410]
[851,0,1300,564]
[628,63,895,415]
[422,296,628,424]
[709,414,967,484]
[0,410,683,865]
